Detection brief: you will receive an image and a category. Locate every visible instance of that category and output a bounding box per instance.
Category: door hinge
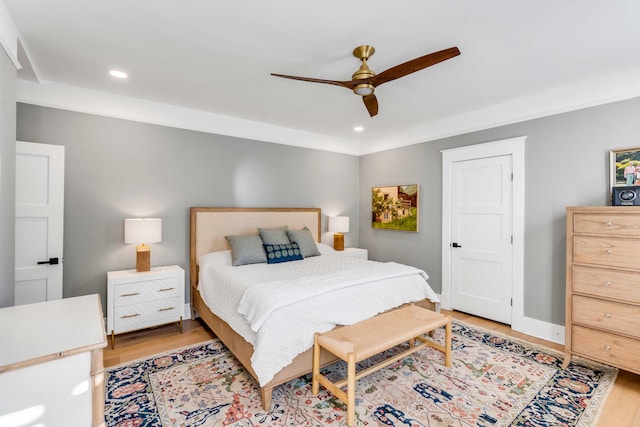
[510,235,513,244]
[511,298,513,307]
[511,172,514,181]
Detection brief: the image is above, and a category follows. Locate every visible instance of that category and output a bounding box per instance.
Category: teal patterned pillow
[263,242,304,264]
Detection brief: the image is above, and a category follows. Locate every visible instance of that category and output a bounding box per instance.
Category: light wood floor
[104,311,640,426]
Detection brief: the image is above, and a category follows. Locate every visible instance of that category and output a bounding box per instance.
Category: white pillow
[199,250,232,268]
[316,242,336,255]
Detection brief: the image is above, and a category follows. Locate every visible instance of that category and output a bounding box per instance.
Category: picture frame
[371,185,419,232]
[610,147,640,189]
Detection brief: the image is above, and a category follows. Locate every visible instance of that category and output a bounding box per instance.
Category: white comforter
[199,252,438,386]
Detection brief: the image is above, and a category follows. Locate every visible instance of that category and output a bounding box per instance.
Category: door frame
[441,136,525,329]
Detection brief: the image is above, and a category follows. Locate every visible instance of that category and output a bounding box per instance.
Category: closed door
[15,141,65,305]
[450,155,513,324]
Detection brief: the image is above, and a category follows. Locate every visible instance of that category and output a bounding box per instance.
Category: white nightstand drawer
[107,265,185,347]
[113,297,183,332]
[113,278,181,306]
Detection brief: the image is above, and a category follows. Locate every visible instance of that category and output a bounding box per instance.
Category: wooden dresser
[564,206,640,374]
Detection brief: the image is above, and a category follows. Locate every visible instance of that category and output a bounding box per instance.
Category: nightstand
[340,247,368,260]
[107,265,184,348]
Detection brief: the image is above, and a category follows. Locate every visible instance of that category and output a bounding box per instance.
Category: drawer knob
[604,345,611,351]
[604,249,613,254]
[604,313,611,319]
[604,281,612,287]
[121,313,140,319]
[604,221,613,227]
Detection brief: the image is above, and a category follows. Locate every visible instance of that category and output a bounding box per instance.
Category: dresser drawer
[572,295,640,339]
[573,236,640,269]
[572,325,640,374]
[573,213,640,236]
[113,278,181,306]
[573,265,640,304]
[113,297,183,332]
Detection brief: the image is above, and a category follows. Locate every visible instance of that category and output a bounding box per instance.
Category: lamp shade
[328,216,349,233]
[124,218,162,244]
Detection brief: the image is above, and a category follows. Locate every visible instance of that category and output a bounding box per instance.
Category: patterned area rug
[105,321,617,426]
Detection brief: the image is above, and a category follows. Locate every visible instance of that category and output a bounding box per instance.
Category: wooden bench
[312,304,451,426]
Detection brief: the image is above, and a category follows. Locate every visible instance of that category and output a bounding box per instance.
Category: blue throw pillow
[263,242,304,264]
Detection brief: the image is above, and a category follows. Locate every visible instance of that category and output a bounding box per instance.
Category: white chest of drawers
[564,206,640,374]
[107,265,184,347]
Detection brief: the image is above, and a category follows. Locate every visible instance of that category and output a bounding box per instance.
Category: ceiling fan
[271,45,460,117]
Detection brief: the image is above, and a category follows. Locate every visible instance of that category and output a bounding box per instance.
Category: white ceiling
[5,0,640,155]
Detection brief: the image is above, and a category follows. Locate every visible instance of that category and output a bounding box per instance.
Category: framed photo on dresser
[610,147,640,188]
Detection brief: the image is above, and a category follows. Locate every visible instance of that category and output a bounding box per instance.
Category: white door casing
[15,141,65,305]
[442,137,525,327]
[450,155,513,323]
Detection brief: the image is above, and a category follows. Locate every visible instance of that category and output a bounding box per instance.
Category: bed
[189,207,439,410]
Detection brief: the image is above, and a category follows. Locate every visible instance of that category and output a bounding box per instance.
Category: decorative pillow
[199,250,232,268]
[317,242,336,255]
[258,226,290,245]
[263,242,304,264]
[225,235,267,266]
[286,227,321,257]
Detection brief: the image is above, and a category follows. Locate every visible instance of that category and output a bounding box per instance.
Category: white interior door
[450,155,513,324]
[15,141,65,305]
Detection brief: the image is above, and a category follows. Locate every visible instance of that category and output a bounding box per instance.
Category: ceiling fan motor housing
[352,45,376,96]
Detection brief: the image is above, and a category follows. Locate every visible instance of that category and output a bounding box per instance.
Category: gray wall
[360,96,640,326]
[16,104,359,313]
[0,52,16,308]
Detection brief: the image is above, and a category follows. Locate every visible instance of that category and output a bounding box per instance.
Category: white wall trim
[16,79,361,155]
[441,136,526,327]
[184,303,192,321]
[436,294,565,345]
[0,0,21,69]
[13,67,640,157]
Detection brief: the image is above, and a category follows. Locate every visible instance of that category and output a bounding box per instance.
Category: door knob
[451,242,463,248]
[37,257,59,265]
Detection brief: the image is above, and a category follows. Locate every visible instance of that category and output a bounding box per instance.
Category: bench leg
[444,318,452,367]
[261,386,272,411]
[347,352,356,427]
[312,333,320,396]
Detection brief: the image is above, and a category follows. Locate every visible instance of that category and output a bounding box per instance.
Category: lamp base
[136,244,151,272]
[333,233,344,251]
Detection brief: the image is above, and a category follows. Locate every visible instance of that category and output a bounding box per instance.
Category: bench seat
[312,304,451,426]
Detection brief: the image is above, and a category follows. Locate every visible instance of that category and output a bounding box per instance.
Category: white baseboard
[184,303,192,320]
[436,294,565,345]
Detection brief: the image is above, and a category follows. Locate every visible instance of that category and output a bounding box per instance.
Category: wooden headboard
[189,207,322,288]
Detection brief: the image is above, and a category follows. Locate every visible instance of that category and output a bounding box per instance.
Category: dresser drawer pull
[121,313,140,319]
[604,249,613,254]
[604,345,611,351]
[158,307,175,312]
[158,288,175,292]
[604,281,612,287]
[121,292,140,297]
[604,221,613,227]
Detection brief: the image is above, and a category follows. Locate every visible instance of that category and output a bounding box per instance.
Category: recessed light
[353,126,364,132]
[109,70,128,79]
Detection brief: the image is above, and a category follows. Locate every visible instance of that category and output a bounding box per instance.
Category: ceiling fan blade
[271,73,353,89]
[370,47,460,87]
[362,94,379,117]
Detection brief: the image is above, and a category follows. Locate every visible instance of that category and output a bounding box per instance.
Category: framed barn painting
[371,185,419,232]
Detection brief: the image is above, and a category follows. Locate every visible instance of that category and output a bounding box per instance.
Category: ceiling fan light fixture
[353,83,374,96]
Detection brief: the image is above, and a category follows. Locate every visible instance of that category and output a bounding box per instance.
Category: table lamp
[329,216,349,251]
[124,218,162,272]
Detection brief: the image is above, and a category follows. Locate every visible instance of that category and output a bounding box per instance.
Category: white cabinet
[340,247,368,260]
[107,265,184,347]
[0,294,107,427]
